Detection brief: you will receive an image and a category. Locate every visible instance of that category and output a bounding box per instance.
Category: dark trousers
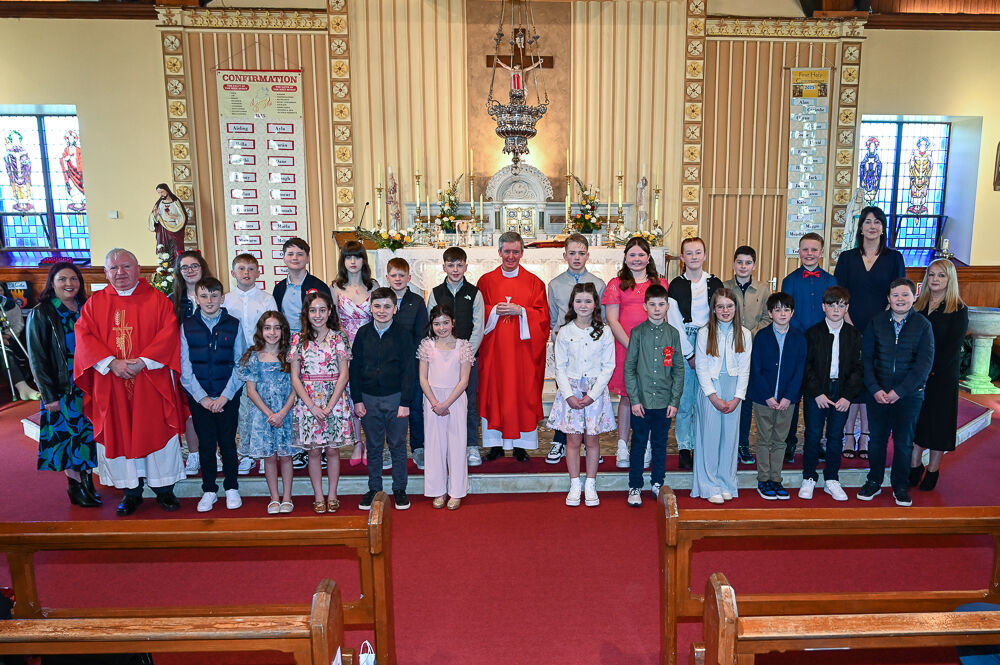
[408,372,424,452]
[124,479,176,497]
[628,408,670,489]
[802,379,849,482]
[785,399,801,447]
[738,398,752,448]
[865,393,923,491]
[466,362,480,448]
[189,394,240,493]
[553,429,567,445]
[360,392,409,493]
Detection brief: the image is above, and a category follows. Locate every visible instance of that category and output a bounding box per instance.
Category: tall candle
[618,149,623,173]
[654,194,660,225]
[618,178,624,210]
[566,149,570,174]
[479,194,484,222]
[469,148,474,201]
[414,148,420,175]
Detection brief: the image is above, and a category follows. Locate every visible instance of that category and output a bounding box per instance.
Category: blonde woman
[910,259,968,491]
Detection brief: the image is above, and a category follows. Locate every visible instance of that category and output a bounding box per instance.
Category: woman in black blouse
[910,259,968,491]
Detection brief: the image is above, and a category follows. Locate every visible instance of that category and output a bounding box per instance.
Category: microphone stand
[0,298,31,401]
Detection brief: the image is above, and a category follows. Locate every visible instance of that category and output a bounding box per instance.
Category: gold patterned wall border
[156,8,327,31]
[679,0,705,237]
[706,18,865,39]
[329,0,356,231]
[157,27,197,250]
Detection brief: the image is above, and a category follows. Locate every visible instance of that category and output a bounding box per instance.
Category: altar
[374,245,676,297]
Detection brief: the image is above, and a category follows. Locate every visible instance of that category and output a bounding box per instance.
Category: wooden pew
[0,492,394,665]
[0,578,346,665]
[697,572,1000,665]
[658,487,1000,665]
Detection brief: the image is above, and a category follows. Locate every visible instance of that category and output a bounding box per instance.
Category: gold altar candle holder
[615,172,626,237]
[375,182,384,231]
[564,173,573,234]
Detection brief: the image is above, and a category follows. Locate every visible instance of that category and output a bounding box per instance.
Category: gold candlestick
[615,171,625,237]
[375,182,384,231]
[564,173,573,233]
[653,185,661,237]
[414,172,423,222]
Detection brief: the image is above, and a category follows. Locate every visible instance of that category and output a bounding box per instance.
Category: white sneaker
[616,440,630,469]
[798,478,816,500]
[258,460,266,475]
[824,479,849,501]
[584,480,599,507]
[651,483,662,499]
[237,457,254,475]
[566,480,582,506]
[467,447,482,467]
[225,488,242,509]
[546,442,565,464]
[627,488,642,507]
[643,442,652,469]
[721,491,733,501]
[184,454,200,476]
[382,447,392,470]
[196,492,218,512]
[413,448,425,470]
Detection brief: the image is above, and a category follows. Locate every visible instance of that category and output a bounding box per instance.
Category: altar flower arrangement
[356,226,414,251]
[571,175,605,234]
[436,174,464,232]
[150,245,175,296]
[630,228,664,246]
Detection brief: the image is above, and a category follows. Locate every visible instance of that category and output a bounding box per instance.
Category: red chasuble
[73,279,187,459]
[477,266,550,439]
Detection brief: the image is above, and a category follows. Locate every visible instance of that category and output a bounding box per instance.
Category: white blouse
[553,322,616,400]
[694,322,753,400]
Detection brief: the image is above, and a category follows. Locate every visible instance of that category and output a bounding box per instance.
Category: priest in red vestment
[477,232,550,462]
[74,248,187,515]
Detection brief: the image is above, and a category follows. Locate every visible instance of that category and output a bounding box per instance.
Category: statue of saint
[148,183,187,257]
[635,175,649,231]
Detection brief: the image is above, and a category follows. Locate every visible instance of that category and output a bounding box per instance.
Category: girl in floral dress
[332,240,377,465]
[290,292,358,514]
[548,283,616,507]
[238,311,297,514]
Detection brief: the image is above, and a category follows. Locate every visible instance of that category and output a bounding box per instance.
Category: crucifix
[486,55,553,95]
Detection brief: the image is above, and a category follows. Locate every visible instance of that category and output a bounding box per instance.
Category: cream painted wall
[860,29,1000,266]
[0,18,170,265]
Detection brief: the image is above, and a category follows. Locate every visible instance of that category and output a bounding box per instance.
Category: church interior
[2,0,1000,663]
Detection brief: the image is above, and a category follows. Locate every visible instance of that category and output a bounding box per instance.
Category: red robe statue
[74,279,187,462]
[477,266,550,448]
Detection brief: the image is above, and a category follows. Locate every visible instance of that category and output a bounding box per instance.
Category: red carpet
[2,399,999,664]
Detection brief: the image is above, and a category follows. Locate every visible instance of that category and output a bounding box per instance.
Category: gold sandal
[312,500,327,514]
[326,497,341,513]
[432,496,446,509]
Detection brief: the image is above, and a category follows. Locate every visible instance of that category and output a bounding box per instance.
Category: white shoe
[546,442,566,464]
[721,491,733,501]
[824,479,849,501]
[258,461,266,475]
[196,492,217,512]
[225,488,242,509]
[707,495,725,504]
[382,447,392,470]
[237,457,254,475]
[627,488,642,507]
[651,483,662,499]
[566,480,582,506]
[798,478,816,500]
[643,442,652,469]
[413,448,425,470]
[584,481,599,507]
[184,454,200,476]
[616,440,630,469]
[467,447,482,467]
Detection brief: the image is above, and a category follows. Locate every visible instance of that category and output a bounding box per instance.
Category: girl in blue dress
[237,311,297,514]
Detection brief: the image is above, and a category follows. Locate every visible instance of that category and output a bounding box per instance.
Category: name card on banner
[218,68,308,291]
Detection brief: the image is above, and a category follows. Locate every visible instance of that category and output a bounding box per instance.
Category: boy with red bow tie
[780,233,837,463]
[622,284,685,507]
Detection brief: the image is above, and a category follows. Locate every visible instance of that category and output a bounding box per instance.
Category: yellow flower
[381,231,389,239]
[584,214,591,220]
[404,235,412,243]
[449,215,456,221]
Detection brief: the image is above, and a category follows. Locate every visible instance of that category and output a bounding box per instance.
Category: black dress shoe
[678,449,693,470]
[156,492,181,512]
[484,446,504,461]
[67,478,101,508]
[513,447,530,463]
[737,445,755,465]
[80,471,102,505]
[116,495,144,516]
[783,444,796,464]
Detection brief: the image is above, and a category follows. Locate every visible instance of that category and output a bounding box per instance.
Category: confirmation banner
[217,69,307,290]
[785,68,831,256]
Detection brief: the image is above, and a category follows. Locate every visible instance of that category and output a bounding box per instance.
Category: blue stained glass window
[857,120,951,250]
[0,113,89,264]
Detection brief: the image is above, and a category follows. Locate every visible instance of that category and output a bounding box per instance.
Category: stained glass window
[856,120,950,249]
[0,114,89,264]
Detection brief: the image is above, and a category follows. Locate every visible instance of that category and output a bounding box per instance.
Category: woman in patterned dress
[331,240,377,465]
[26,262,100,507]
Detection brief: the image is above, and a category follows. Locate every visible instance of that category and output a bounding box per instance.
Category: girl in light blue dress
[238,311,297,514]
[691,289,752,504]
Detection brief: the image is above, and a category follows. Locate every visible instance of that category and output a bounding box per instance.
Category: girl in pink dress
[601,237,662,467]
[332,240,377,464]
[418,305,474,510]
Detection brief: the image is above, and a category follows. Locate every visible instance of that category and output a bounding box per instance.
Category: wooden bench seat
[1,492,393,664]
[1,579,348,665]
[697,572,1000,664]
[658,487,1000,665]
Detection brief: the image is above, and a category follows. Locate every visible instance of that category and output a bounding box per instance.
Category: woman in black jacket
[26,262,100,507]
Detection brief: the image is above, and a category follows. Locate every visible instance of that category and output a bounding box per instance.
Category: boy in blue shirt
[747,292,806,500]
[180,277,247,513]
[780,232,837,463]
